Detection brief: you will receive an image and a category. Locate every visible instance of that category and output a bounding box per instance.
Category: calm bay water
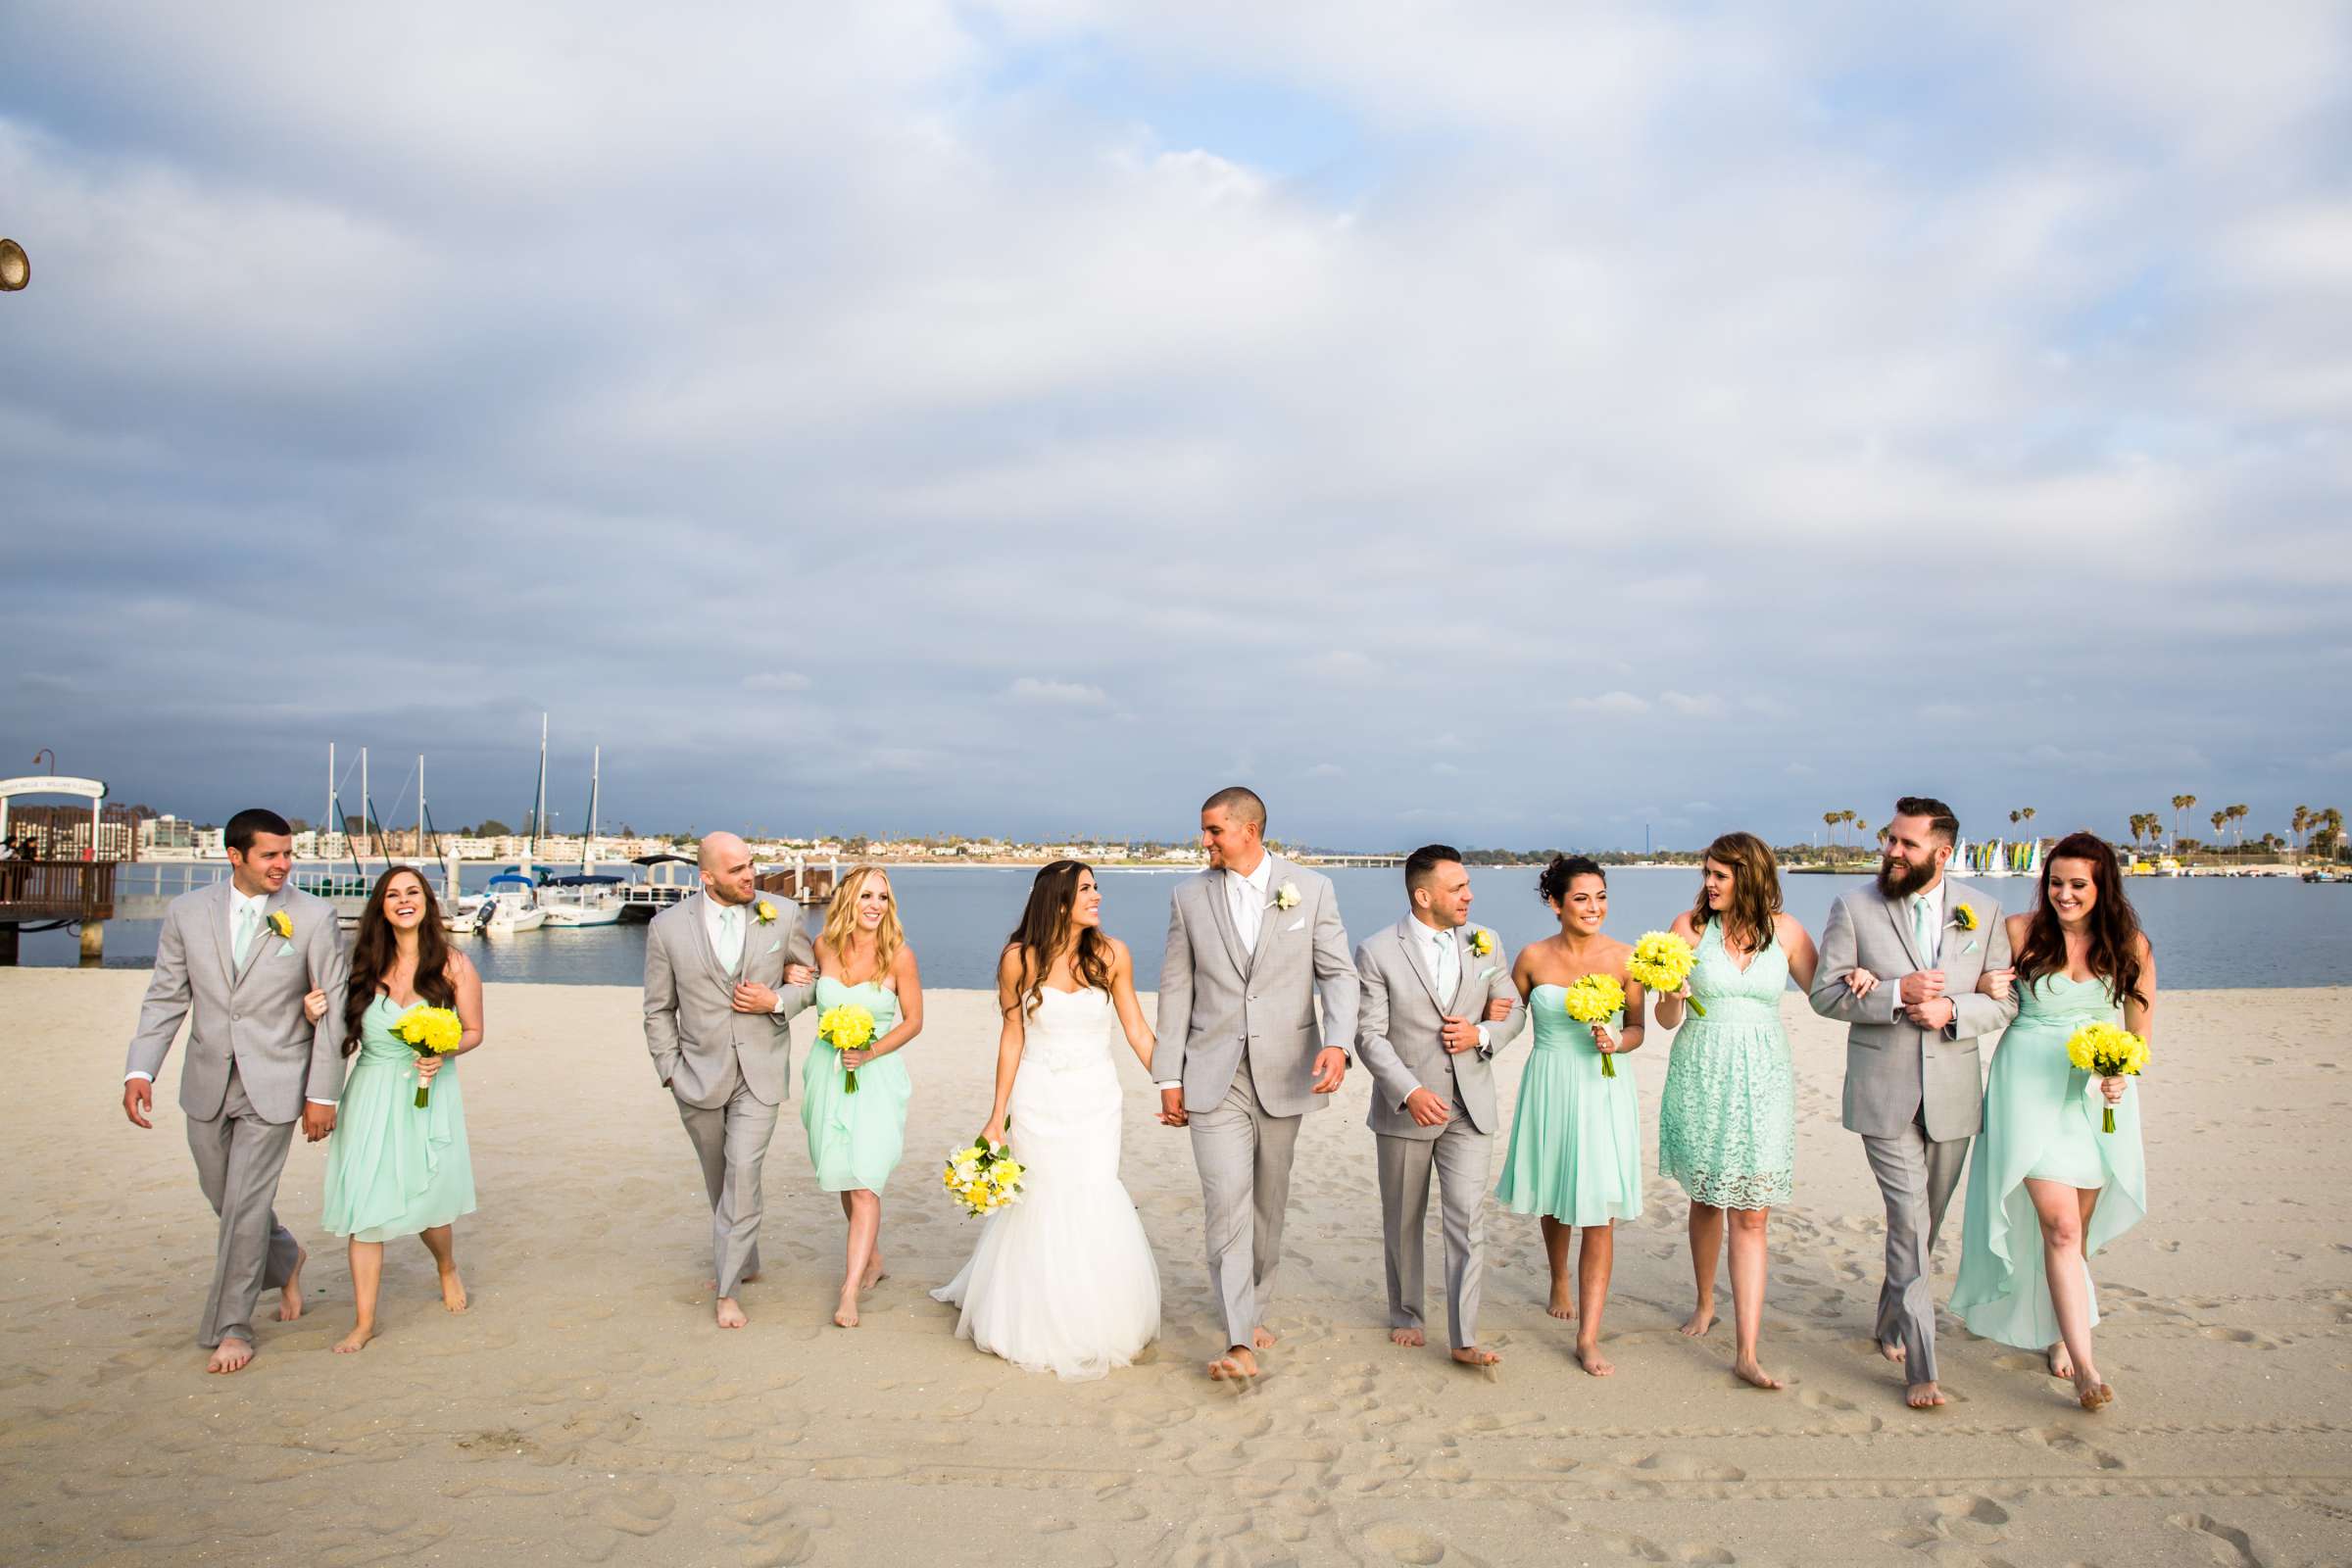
[19,863,2350,991]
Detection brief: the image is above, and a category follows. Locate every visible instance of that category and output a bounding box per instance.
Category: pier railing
[0,859,116,923]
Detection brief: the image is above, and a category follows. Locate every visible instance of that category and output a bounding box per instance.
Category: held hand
[839,1048,873,1070]
[982,1114,1008,1150]
[1977,967,2015,1001]
[1903,997,1957,1032]
[782,963,815,988]
[301,988,330,1024]
[731,981,779,1014]
[301,1102,336,1142]
[122,1079,153,1129]
[1440,1014,1481,1054]
[1157,1086,1189,1127]
[1591,1023,1618,1054]
[416,1054,444,1084]
[2100,1075,2126,1104]
[1843,967,1880,999]
[1484,995,1513,1023]
[1402,1087,1450,1127]
[1899,970,1946,1005]
[1310,1047,1348,1094]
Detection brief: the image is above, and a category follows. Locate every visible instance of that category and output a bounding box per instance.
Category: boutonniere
[1467,928,1495,957]
[754,901,778,925]
[1951,903,1979,932]
[1272,882,1300,911]
[267,909,294,940]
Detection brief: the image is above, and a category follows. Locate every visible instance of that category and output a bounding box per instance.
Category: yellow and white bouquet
[1626,930,1705,1017]
[2065,1021,2149,1133]
[392,1004,464,1107]
[1561,972,1629,1077]
[942,1127,1025,1217]
[817,1003,877,1095]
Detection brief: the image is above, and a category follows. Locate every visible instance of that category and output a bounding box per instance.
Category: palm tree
[2021,807,2036,834]
[1822,810,1839,853]
[2318,807,2345,864]
[2293,805,2312,864]
[2173,793,2197,852]
[2210,808,2228,855]
[1854,818,1871,849]
[2009,809,2022,829]
[2232,804,2252,849]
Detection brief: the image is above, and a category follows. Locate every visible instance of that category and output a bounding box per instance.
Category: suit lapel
[205,882,237,996]
[1446,926,1482,1013]
[1203,871,1250,979]
[232,887,283,991]
[1396,917,1443,1009]
[1246,858,1287,976]
[685,894,734,995]
[1883,887,1928,971]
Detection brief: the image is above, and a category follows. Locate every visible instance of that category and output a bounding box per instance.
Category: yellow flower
[394,1005,466,1054]
[268,909,294,940]
[1953,903,1980,932]
[754,901,778,924]
[817,1004,876,1053]
[1560,973,1626,1024]
[1468,928,1495,957]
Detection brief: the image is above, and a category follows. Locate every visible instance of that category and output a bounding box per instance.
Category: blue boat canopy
[487,873,536,889]
[547,874,625,887]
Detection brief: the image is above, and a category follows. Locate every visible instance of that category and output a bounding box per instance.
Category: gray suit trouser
[676,1077,778,1299]
[1861,1109,1971,1384]
[186,1067,303,1348]
[1190,1054,1301,1349]
[1376,1107,1490,1350]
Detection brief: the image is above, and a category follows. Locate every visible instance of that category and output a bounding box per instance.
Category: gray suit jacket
[125,882,349,1123]
[1354,918,1527,1138]
[643,893,817,1110]
[1810,879,2019,1141]
[1156,856,1361,1119]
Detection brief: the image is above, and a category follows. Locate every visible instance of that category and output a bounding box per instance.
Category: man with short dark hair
[1353,846,1525,1366]
[1810,795,2019,1409]
[123,808,349,1373]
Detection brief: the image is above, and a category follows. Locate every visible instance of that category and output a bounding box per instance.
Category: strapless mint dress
[801,976,911,1193]
[1654,923,1795,1210]
[1951,973,2148,1348]
[1494,985,1642,1225]
[321,996,476,1243]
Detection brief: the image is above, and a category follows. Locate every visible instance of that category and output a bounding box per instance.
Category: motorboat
[541,873,625,927]
[480,872,547,934]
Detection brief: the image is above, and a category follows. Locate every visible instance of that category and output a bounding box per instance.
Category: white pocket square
[1478,965,1499,981]
[764,939,782,955]
[1285,917,1305,932]
[1963,940,1980,955]
[275,940,297,957]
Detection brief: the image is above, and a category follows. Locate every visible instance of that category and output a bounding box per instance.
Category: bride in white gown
[931,861,1173,1380]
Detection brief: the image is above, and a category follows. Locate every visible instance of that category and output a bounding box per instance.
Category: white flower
[1273,882,1300,911]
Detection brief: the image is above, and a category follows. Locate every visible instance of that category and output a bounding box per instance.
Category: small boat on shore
[542,873,625,927]
[480,873,547,934]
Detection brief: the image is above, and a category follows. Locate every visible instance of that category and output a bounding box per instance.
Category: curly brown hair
[1691,832,1782,954]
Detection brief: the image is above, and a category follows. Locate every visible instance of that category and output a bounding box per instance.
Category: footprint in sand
[2166,1512,2265,1568]
[1359,1521,1447,1564]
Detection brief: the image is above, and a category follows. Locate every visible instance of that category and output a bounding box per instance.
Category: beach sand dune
[3,971,2346,1566]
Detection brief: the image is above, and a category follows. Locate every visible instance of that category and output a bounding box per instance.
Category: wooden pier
[0,860,117,964]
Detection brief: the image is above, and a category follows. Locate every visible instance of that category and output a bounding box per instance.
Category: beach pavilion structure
[0,772,118,963]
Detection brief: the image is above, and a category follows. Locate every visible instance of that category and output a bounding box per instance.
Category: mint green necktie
[233,902,259,968]
[718,906,743,973]
[1912,895,1935,961]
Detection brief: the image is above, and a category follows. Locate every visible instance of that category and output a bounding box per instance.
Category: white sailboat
[544,745,624,927]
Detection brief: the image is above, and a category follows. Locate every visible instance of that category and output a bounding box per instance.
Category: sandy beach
[3,970,2346,1568]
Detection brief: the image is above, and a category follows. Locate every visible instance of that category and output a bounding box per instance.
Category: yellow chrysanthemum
[268,910,294,940]
[817,1004,876,1053]
[1560,972,1626,1024]
[1953,903,1980,932]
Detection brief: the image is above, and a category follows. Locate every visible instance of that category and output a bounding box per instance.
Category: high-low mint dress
[1951,973,2148,1348]
[1494,984,1642,1225]
[802,976,911,1193]
[1655,923,1795,1210]
[321,996,477,1243]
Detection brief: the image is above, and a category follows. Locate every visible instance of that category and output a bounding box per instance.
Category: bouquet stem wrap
[392,1005,465,1107]
[818,1003,878,1095]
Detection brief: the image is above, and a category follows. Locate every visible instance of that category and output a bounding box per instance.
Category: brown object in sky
[0,239,26,290]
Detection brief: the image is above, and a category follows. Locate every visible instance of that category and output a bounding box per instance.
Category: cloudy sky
[3,3,2347,851]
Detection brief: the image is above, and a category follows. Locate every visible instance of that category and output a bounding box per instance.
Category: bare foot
[1390,1326,1426,1348]
[1882,1339,1907,1365]
[206,1338,254,1374]
[333,1323,375,1354]
[860,1254,886,1291]
[2045,1342,2074,1380]
[1576,1339,1614,1377]
[1252,1325,1278,1351]
[1451,1346,1501,1368]
[715,1297,749,1329]
[1547,1282,1576,1320]
[1208,1348,1258,1380]
[277,1247,307,1322]
[1905,1380,1947,1408]
[1734,1355,1785,1391]
[1679,1305,1715,1338]
[832,1299,859,1329]
[439,1266,468,1314]
[2074,1370,2113,1410]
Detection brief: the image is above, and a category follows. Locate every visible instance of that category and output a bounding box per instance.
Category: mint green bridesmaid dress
[1494,985,1642,1225]
[1655,922,1795,1209]
[321,996,477,1243]
[801,976,911,1193]
[1952,973,2147,1348]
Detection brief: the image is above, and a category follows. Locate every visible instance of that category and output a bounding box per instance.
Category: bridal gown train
[931,985,1160,1381]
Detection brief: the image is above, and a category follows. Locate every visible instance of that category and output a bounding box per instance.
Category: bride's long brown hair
[1002,859,1114,1018]
[342,866,458,1054]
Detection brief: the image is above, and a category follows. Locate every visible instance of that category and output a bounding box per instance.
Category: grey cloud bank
[2,3,2347,850]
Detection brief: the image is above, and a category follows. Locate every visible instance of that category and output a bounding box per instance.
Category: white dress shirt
[1411,913,1490,1053]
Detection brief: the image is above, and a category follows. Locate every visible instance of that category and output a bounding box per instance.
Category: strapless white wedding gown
[930,985,1160,1381]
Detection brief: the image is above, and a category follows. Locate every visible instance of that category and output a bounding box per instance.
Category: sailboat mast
[527,711,548,876]
[325,742,335,858]
[585,745,601,870]
[361,747,369,861]
[417,754,426,863]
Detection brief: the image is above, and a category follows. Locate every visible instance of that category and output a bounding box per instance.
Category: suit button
[231,1011,240,1020]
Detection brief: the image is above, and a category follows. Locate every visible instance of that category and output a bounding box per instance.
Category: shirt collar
[1231,855,1273,895]
[230,884,266,913]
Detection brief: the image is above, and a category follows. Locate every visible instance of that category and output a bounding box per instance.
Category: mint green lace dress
[1951,973,2147,1348]
[1655,923,1794,1209]
[1494,985,1642,1225]
[321,996,477,1243]
[801,977,911,1193]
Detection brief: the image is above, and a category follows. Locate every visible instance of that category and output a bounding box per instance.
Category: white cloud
[743,671,811,693]
[1567,692,1651,715]
[1006,677,1112,708]
[1661,691,1725,719]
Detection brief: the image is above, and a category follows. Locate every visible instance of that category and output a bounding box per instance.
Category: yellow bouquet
[1561,972,1628,1077]
[818,1004,877,1094]
[2065,1021,2148,1133]
[942,1126,1025,1216]
[392,1004,464,1107]
[1626,930,1705,1017]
